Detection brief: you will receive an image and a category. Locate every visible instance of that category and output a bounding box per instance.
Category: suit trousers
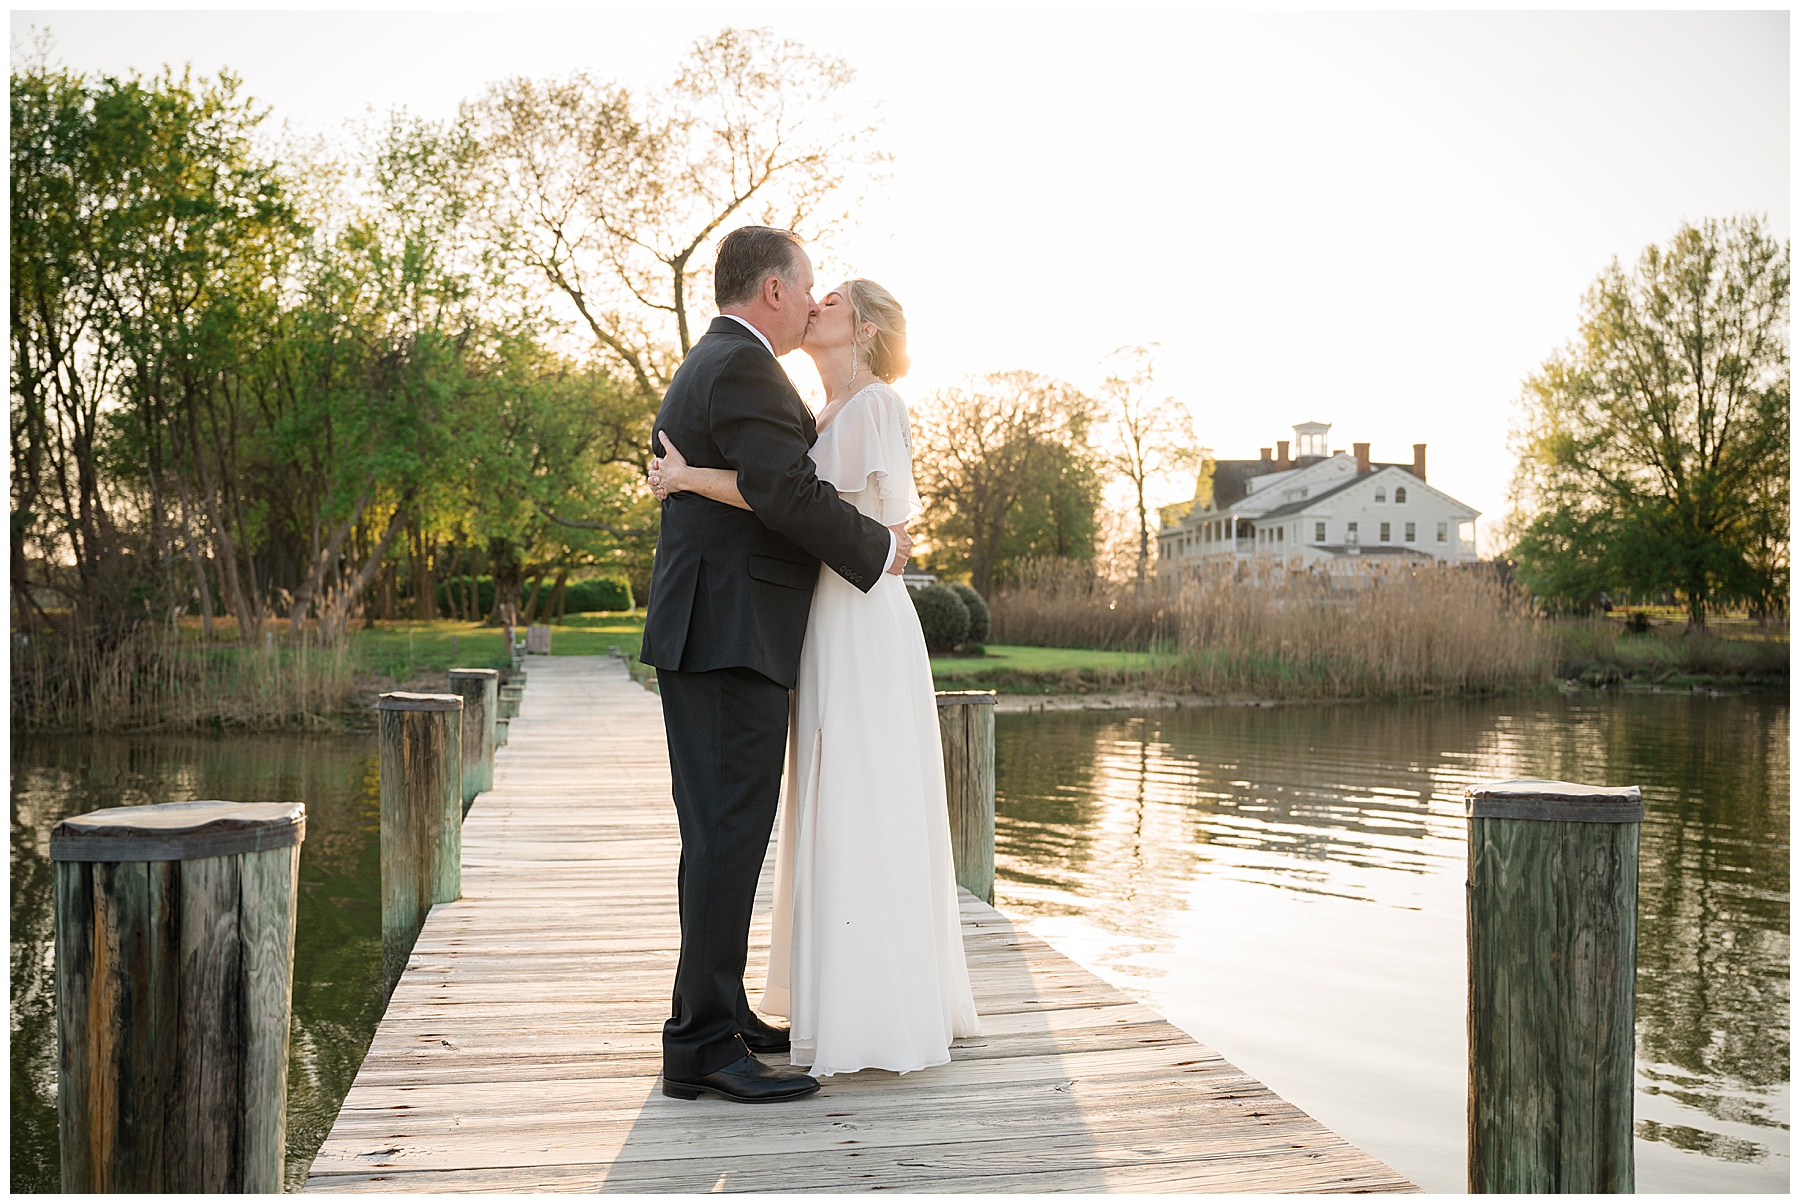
[656,664,791,1079]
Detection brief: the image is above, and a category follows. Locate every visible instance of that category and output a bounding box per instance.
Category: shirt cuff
[886,528,899,571]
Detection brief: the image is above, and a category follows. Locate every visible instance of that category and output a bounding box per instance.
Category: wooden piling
[498,682,523,720]
[935,691,997,904]
[378,693,463,996]
[447,668,499,811]
[526,624,551,654]
[495,717,510,747]
[1466,777,1642,1194]
[52,800,305,1193]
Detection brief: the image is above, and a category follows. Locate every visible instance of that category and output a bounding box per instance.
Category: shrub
[912,584,970,652]
[562,577,632,613]
[947,582,990,644]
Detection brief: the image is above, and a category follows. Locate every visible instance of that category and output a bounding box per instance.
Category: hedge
[436,575,632,617]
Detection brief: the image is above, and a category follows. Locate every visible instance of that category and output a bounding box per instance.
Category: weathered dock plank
[303,656,1416,1193]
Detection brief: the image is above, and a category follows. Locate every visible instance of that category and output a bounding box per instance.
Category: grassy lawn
[356,621,1153,694]
[355,614,645,681]
[929,644,1171,693]
[353,614,1786,698]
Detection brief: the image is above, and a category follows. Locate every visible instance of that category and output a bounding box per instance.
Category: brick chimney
[1260,447,1272,463]
[1412,443,1427,482]
[1353,442,1371,474]
[1276,440,1290,469]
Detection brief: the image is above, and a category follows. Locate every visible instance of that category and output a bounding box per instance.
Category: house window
[1395,486,1407,504]
[1277,526,1285,543]
[1314,521,1325,542]
[1436,522,1448,543]
[1347,521,1359,543]
[1380,521,1391,542]
[1405,522,1416,542]
[1375,487,1387,503]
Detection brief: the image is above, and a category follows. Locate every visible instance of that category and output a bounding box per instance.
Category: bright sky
[14,6,1789,552]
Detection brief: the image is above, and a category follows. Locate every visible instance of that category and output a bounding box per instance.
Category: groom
[640,226,911,1103]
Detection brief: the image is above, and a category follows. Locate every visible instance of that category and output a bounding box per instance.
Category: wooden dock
[303,656,1416,1193]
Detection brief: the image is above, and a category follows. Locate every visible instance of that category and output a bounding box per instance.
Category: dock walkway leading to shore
[303,656,1416,1193]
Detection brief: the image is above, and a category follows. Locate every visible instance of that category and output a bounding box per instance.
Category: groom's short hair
[715,227,805,308]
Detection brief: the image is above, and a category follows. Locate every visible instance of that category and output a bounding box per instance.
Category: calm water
[992,690,1789,1193]
[10,733,383,1192]
[11,691,1787,1193]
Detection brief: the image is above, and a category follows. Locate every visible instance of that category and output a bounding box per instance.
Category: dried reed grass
[12,622,358,732]
[991,557,1553,698]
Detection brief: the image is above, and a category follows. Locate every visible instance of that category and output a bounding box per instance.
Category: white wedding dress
[760,381,983,1076]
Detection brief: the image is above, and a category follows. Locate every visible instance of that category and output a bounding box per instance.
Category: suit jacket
[639,317,893,688]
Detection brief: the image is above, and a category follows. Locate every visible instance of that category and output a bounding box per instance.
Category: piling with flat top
[495,717,510,747]
[52,800,305,1193]
[379,693,463,996]
[935,690,997,904]
[499,681,523,720]
[1466,777,1642,1194]
[526,624,552,654]
[447,668,499,810]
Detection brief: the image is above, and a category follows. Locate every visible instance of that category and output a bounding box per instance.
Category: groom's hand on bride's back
[887,525,912,575]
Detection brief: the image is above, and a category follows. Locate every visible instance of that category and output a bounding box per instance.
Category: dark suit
[641,317,891,1079]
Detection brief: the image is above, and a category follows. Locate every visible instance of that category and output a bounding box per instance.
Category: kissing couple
[640,225,982,1102]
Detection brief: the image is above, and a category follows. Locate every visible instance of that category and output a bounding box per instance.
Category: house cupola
[1293,421,1331,460]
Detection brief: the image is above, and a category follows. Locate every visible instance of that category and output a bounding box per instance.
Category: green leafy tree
[1507,216,1789,628]
[13,59,303,642]
[914,371,1103,596]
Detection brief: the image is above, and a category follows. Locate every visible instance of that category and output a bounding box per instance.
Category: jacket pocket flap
[746,554,816,590]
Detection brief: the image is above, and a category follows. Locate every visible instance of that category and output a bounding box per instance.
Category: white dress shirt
[721,313,774,357]
[716,313,899,573]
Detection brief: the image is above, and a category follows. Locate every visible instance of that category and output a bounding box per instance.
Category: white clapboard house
[1156,422,1479,571]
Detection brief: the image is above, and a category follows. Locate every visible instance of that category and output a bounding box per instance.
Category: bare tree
[467,27,886,400]
[1099,345,1196,583]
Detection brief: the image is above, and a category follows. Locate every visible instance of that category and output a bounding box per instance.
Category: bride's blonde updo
[847,278,909,383]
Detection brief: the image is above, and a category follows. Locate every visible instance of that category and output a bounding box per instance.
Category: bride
[647,278,982,1076]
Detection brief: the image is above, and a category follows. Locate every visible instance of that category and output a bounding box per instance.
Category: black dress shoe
[662,1053,820,1103]
[741,1020,791,1055]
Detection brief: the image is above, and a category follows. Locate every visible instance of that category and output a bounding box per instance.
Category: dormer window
[1394,486,1407,504]
[1374,487,1387,504]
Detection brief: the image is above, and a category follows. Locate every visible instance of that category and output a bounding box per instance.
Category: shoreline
[987,678,1784,715]
[13,657,1784,736]
[992,690,1292,714]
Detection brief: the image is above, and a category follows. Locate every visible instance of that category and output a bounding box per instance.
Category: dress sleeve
[810,385,923,525]
[872,388,924,526]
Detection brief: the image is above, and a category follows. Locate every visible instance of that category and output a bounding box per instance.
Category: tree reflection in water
[994,691,1787,1190]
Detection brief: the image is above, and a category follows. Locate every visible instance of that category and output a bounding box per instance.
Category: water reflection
[9,733,384,1192]
[994,691,1789,1192]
